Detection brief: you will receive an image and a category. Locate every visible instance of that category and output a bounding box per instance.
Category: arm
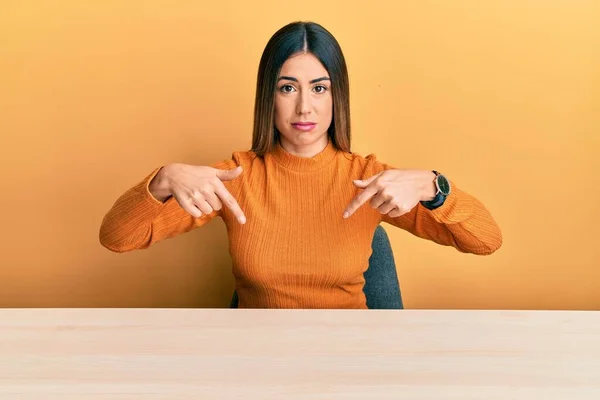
[99,160,238,253]
[360,158,502,255]
[382,181,503,255]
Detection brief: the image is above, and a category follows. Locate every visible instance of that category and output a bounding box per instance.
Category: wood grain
[1,309,599,399]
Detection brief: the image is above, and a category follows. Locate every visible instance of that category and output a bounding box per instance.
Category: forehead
[279,53,329,79]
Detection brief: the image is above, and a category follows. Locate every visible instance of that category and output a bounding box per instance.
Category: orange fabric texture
[100,140,502,308]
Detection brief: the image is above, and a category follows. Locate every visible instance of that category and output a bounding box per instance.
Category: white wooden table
[1,309,599,399]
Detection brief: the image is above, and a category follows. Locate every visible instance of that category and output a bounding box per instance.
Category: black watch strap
[421,191,446,210]
[420,171,448,210]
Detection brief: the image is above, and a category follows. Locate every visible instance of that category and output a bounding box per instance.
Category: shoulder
[211,150,260,170]
[339,150,394,175]
[232,150,260,166]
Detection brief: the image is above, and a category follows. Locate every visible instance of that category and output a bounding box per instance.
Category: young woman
[100,21,502,309]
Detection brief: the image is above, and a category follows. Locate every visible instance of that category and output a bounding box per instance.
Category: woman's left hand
[343,169,437,219]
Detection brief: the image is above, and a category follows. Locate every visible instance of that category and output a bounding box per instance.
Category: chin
[289,132,327,144]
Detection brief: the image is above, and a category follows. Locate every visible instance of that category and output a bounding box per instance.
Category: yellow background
[1,1,598,309]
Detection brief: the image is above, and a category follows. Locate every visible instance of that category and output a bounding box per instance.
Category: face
[274,52,333,155]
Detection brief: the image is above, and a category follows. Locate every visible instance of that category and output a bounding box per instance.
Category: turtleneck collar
[270,139,338,172]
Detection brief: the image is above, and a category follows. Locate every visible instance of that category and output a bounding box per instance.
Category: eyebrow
[278,76,331,84]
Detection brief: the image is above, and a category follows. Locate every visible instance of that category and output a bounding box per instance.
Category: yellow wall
[1,1,598,309]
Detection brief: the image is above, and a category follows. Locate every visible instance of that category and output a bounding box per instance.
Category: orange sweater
[100,140,502,308]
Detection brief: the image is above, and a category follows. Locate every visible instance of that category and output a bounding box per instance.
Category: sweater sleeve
[366,157,503,255]
[99,158,240,253]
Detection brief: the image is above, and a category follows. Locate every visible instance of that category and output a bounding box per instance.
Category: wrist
[420,171,437,202]
[149,165,174,203]
[420,170,451,210]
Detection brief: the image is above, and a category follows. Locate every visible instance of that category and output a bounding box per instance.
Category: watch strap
[421,170,447,210]
[421,191,446,210]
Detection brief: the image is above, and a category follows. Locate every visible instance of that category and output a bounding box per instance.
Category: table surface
[1,308,599,399]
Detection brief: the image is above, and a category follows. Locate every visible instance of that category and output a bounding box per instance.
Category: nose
[296,90,312,115]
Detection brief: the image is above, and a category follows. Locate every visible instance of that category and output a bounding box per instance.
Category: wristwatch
[421,170,451,210]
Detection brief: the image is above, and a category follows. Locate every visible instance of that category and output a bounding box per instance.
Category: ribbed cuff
[428,181,460,223]
[136,166,174,210]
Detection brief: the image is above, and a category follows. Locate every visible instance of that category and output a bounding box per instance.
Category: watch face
[437,175,451,195]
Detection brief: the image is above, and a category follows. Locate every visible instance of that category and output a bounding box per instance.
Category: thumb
[353,173,380,188]
[215,166,243,181]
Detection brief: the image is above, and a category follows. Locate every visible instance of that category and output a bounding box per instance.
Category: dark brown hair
[251,21,351,156]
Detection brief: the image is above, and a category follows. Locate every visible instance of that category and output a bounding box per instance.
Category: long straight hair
[251,21,351,156]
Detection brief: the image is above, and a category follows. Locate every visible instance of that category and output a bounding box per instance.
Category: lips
[291,122,317,132]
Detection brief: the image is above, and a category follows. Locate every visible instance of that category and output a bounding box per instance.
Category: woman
[100,21,502,309]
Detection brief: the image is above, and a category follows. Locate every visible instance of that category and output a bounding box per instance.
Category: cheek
[273,98,289,132]
[320,96,333,116]
[274,97,292,119]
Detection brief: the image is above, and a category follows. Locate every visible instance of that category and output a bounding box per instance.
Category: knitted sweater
[99,140,502,308]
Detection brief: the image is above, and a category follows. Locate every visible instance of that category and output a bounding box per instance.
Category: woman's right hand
[149,163,246,224]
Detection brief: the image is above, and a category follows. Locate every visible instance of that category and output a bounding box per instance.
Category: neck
[270,136,338,172]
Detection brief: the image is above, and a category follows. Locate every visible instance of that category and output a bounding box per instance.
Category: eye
[313,85,328,94]
[279,84,296,93]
